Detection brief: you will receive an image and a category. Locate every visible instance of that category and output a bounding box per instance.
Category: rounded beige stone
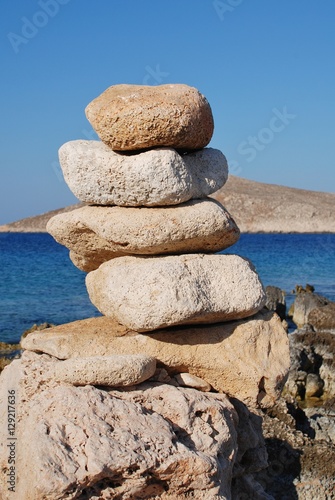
[59,140,228,206]
[85,254,266,331]
[53,354,156,387]
[46,200,240,272]
[85,83,214,151]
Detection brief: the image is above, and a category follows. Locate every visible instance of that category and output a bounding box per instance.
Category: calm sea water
[0,233,334,343]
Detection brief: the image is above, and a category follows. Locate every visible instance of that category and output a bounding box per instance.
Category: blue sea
[0,233,334,343]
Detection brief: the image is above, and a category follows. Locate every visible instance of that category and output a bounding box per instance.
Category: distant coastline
[0,176,334,233]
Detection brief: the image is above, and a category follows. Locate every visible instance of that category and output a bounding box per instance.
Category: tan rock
[86,254,266,331]
[85,83,214,151]
[47,200,240,272]
[0,352,239,499]
[175,373,212,392]
[22,310,290,408]
[53,354,156,386]
[59,141,228,206]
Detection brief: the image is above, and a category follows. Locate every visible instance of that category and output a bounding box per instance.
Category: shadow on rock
[255,438,301,500]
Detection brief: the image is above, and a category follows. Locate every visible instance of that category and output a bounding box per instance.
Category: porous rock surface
[53,354,156,386]
[0,351,269,500]
[308,302,335,331]
[85,253,266,331]
[22,310,290,408]
[290,291,329,329]
[47,200,240,272]
[59,141,227,206]
[285,329,335,401]
[85,83,214,151]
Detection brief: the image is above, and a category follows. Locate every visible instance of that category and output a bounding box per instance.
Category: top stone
[85,84,214,151]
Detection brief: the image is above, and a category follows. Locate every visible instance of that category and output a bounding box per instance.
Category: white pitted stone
[46,200,240,272]
[85,83,214,151]
[85,254,266,331]
[59,141,228,206]
[53,354,156,387]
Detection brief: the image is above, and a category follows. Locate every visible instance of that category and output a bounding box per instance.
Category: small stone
[53,354,156,387]
[85,253,266,331]
[85,83,214,151]
[59,141,228,207]
[47,200,240,272]
[175,373,212,392]
[305,373,324,398]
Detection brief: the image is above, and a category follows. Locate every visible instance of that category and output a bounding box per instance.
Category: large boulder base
[0,351,270,500]
[85,253,266,331]
[59,141,228,207]
[47,200,240,272]
[21,310,290,409]
[85,83,214,151]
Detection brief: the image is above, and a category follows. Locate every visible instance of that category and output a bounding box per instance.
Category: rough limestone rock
[0,352,240,499]
[291,291,329,328]
[307,302,335,331]
[59,141,227,207]
[284,329,335,401]
[53,354,156,386]
[22,310,290,408]
[265,285,286,320]
[85,83,214,151]
[47,200,240,272]
[86,253,266,331]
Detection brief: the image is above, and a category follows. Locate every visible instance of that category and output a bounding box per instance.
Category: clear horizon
[1,0,334,224]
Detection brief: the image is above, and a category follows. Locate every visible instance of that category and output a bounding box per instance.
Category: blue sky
[1,0,334,224]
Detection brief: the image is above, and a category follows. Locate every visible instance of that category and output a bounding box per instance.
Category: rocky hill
[0,176,334,233]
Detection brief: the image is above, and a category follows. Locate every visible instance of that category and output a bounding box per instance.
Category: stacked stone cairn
[0,84,290,499]
[48,84,264,330]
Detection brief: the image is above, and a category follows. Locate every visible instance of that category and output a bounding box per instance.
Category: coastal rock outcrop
[307,302,335,331]
[285,329,335,401]
[289,289,329,329]
[85,83,214,151]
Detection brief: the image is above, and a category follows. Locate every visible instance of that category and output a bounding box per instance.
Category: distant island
[1,175,334,233]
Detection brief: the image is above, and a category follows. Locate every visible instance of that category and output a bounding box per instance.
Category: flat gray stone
[59,141,228,206]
